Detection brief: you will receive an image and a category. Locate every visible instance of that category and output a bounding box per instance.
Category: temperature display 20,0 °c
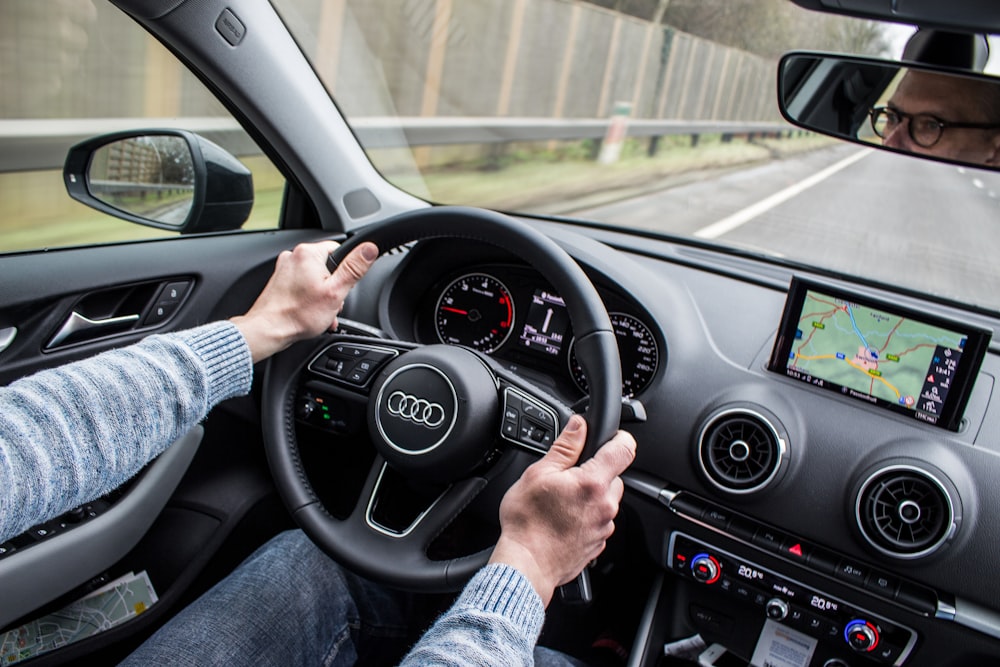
[569,312,659,397]
[435,273,515,353]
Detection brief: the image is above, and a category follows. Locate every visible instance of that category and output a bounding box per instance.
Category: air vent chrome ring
[855,465,955,560]
[697,408,787,495]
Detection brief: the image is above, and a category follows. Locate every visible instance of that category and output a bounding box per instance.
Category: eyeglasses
[869,106,1000,148]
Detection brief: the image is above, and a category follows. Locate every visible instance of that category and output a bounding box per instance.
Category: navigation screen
[519,289,569,356]
[769,278,990,431]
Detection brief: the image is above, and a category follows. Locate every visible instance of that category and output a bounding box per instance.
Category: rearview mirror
[64,130,254,233]
[778,53,1000,171]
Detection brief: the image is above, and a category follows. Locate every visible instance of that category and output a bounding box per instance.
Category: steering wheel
[262,206,621,592]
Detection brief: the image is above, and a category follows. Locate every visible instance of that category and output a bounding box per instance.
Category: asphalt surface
[574,144,1000,313]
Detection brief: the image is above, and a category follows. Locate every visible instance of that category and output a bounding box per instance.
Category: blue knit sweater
[0,321,543,665]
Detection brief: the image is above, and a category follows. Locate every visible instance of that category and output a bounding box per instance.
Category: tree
[595,0,894,58]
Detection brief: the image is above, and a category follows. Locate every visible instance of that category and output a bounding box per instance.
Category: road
[573,144,1000,313]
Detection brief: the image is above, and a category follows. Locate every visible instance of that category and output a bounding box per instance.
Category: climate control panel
[670,533,918,665]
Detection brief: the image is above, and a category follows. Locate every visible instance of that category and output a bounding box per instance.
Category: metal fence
[0,0,785,172]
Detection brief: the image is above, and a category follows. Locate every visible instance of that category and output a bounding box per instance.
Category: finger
[330,242,379,287]
[581,430,636,485]
[537,414,587,471]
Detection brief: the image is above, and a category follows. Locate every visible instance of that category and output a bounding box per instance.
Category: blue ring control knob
[845,620,879,652]
[691,553,721,584]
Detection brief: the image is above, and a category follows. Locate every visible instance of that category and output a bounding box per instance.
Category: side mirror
[64,130,253,233]
[778,52,1000,171]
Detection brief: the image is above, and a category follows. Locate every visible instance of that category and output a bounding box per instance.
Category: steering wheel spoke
[359,459,489,543]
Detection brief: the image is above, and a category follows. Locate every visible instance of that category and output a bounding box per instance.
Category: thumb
[331,241,379,287]
[581,429,636,485]
[539,414,587,470]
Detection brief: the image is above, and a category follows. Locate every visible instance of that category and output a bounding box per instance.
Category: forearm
[399,564,544,667]
[0,321,252,543]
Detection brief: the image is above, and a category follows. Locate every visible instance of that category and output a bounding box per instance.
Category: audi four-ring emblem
[386,390,447,428]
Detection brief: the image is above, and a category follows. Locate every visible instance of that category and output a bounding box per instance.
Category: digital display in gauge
[570,312,659,397]
[435,273,515,353]
[519,289,569,356]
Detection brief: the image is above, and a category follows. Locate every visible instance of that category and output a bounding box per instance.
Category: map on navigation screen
[770,279,991,430]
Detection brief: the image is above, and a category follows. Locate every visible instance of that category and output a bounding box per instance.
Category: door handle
[48,311,140,348]
[0,327,15,354]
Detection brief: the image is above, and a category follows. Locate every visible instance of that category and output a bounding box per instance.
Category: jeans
[121,529,587,666]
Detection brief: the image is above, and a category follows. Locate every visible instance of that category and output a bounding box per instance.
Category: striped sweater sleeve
[399,563,545,666]
[0,321,253,544]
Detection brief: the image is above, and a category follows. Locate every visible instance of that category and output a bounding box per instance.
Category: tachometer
[435,273,515,353]
[569,312,659,397]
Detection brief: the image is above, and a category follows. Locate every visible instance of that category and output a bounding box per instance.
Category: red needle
[440,306,468,315]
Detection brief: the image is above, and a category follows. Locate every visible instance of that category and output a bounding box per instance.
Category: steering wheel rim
[262,206,621,591]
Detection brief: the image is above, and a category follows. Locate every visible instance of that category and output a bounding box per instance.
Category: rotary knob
[765,598,789,621]
[690,553,721,584]
[845,620,879,652]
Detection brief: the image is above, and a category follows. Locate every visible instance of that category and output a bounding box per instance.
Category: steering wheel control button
[310,342,399,387]
[500,388,558,453]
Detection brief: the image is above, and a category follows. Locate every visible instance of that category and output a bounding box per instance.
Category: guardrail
[0,117,794,173]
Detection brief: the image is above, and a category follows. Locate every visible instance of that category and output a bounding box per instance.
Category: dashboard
[357,226,1000,667]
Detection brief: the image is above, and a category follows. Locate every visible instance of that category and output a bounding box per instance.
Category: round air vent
[855,466,955,559]
[698,409,785,494]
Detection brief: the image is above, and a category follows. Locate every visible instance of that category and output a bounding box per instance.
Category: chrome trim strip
[47,311,139,348]
[364,462,449,538]
[626,571,665,667]
[951,598,1000,640]
[0,327,15,354]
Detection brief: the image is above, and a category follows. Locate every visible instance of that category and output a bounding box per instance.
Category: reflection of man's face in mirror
[882,71,1000,165]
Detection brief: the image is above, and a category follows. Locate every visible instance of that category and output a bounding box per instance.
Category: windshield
[272,0,1000,314]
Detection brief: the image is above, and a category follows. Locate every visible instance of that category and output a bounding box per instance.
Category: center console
[669,532,917,666]
[621,484,972,667]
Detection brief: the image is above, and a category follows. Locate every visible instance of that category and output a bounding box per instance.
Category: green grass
[388,134,834,214]
[0,135,832,252]
[0,155,284,253]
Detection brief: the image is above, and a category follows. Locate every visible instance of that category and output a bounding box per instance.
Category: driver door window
[0,0,284,253]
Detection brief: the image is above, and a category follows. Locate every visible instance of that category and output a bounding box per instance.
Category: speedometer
[435,273,515,353]
[569,312,659,397]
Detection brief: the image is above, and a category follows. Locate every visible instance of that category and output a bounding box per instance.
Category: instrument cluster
[413,264,661,398]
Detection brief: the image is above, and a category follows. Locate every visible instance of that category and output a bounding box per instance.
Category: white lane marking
[693,148,872,239]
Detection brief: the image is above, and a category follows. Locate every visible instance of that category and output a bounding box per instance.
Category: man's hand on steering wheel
[490,415,636,606]
[232,240,379,363]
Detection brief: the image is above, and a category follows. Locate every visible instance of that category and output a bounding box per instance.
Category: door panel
[0,228,332,639]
